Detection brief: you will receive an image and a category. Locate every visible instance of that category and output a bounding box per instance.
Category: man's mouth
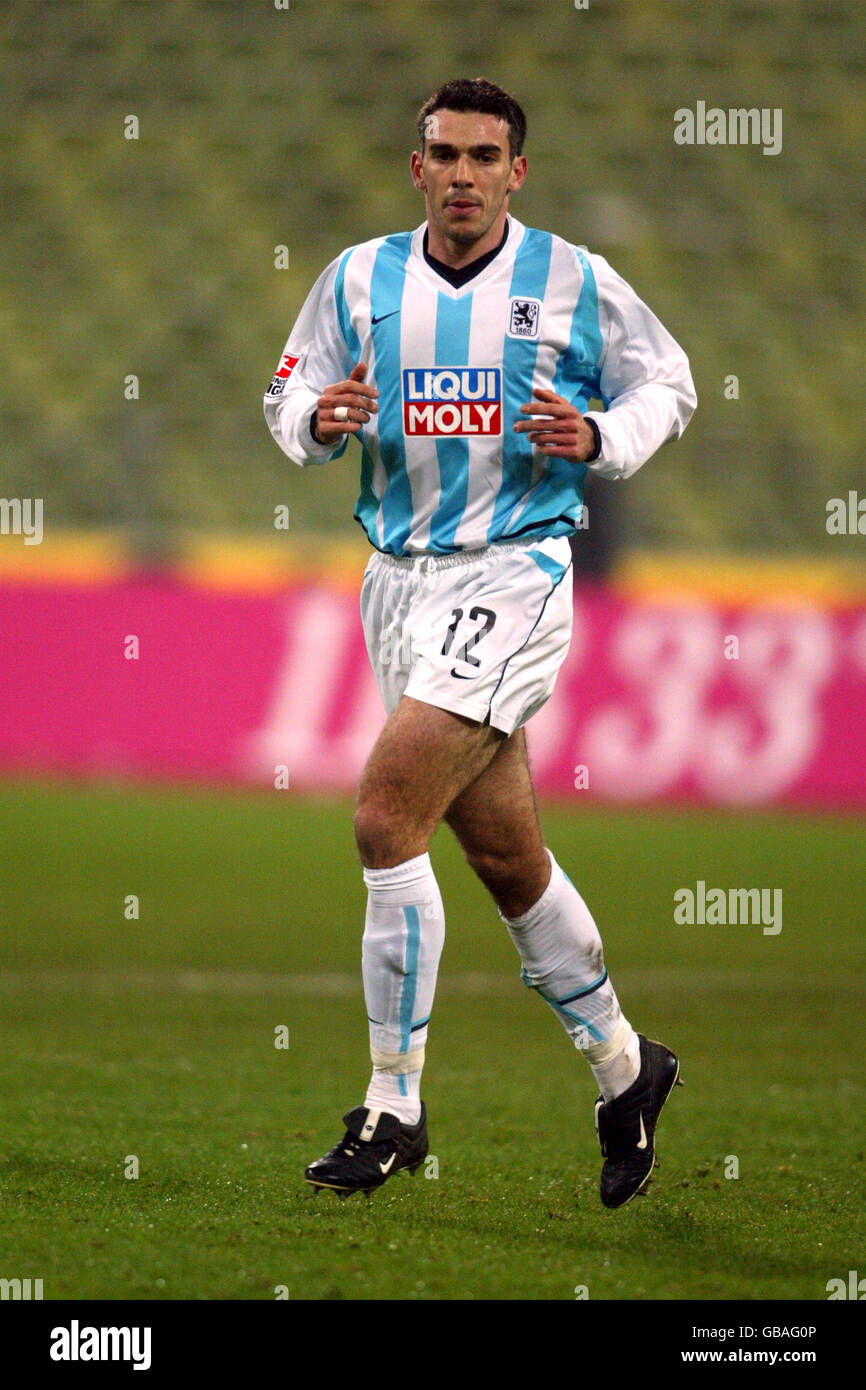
[446,199,481,213]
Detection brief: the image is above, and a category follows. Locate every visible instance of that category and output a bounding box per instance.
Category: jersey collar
[410,215,526,294]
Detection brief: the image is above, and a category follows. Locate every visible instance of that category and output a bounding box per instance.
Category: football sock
[361,852,445,1126]
[502,850,641,1101]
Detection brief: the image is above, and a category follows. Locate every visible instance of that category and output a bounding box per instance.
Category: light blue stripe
[334,250,362,361]
[552,248,605,408]
[502,246,604,539]
[336,247,380,539]
[501,459,586,538]
[556,1008,604,1041]
[529,549,568,585]
[487,229,553,542]
[399,905,421,1053]
[353,439,381,546]
[428,291,474,552]
[318,250,358,464]
[519,967,604,1040]
[369,234,414,555]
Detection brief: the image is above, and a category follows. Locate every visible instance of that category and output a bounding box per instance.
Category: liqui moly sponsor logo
[402,367,502,436]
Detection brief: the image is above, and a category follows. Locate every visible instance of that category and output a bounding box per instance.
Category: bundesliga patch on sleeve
[265,352,299,398]
[507,297,542,339]
[402,368,502,436]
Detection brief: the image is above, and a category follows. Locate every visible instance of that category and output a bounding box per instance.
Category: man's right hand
[313,361,379,442]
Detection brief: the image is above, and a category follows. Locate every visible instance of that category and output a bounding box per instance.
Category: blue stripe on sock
[554,970,608,1005]
[399,905,421,1052]
[557,1009,604,1041]
[519,967,606,1040]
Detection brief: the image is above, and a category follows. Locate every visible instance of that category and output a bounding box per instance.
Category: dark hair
[417,78,527,160]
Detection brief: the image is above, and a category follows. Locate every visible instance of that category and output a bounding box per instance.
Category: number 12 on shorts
[441,606,497,669]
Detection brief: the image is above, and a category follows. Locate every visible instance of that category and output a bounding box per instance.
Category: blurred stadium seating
[1,0,863,559]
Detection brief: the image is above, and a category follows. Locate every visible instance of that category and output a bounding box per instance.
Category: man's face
[410,108,527,248]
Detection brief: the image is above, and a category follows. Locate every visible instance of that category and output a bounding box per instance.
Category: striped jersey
[263,215,696,556]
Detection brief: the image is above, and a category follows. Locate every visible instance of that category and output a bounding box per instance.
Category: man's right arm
[263,257,353,466]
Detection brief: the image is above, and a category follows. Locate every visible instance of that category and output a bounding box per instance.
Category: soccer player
[264,78,696,1208]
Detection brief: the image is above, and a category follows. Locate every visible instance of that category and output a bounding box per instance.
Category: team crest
[507,297,541,339]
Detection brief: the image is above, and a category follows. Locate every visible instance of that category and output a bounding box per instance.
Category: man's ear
[409,150,426,191]
[508,154,528,194]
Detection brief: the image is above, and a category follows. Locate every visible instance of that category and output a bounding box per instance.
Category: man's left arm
[514,252,697,477]
[581,252,697,481]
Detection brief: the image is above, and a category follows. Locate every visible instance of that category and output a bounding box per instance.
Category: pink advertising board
[2,576,865,805]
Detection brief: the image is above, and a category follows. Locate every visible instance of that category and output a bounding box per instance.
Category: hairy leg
[353,695,505,868]
[448,730,643,1103]
[353,697,505,1121]
[444,728,551,918]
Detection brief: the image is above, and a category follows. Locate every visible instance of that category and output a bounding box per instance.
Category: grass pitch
[0,779,864,1301]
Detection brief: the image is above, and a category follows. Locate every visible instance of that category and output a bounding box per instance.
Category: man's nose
[452,156,474,185]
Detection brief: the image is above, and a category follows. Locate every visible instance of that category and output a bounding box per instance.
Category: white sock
[362,852,445,1125]
[502,850,641,1101]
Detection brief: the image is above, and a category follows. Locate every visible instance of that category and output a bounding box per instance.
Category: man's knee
[354,795,430,869]
[354,797,393,865]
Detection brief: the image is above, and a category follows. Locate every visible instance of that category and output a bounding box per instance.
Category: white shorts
[360,537,573,736]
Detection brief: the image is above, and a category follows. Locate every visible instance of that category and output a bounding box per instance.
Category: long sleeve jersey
[264,215,696,556]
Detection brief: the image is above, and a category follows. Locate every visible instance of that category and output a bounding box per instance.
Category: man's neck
[424,208,510,269]
[422,219,510,290]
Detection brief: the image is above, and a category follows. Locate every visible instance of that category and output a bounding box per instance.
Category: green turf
[0,779,864,1300]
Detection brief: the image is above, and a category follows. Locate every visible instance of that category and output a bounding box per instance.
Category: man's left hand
[513,389,597,462]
